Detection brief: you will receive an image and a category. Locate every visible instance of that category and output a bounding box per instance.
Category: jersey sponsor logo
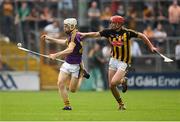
[111,35,124,47]
[111,41,123,46]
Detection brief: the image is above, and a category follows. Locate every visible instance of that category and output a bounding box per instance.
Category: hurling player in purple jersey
[42,18,89,110]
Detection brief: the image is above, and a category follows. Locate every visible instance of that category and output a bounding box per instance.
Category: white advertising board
[0,72,40,91]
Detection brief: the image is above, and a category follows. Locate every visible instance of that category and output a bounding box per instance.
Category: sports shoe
[122,77,128,93]
[119,104,126,110]
[83,69,90,79]
[62,106,72,110]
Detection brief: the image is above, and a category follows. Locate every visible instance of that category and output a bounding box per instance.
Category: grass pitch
[0,90,180,121]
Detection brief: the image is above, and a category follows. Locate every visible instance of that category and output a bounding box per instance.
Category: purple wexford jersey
[65,32,83,64]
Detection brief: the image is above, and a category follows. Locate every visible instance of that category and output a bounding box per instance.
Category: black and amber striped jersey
[99,27,138,64]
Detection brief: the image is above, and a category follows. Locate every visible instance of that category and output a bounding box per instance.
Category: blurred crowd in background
[0,0,180,42]
[0,0,180,90]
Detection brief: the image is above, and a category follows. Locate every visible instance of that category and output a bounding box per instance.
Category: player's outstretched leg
[57,71,72,110]
[82,69,90,79]
[80,62,90,79]
[118,100,126,110]
[121,77,128,93]
[110,69,127,110]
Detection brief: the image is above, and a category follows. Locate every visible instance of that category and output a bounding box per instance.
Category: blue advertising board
[127,72,180,89]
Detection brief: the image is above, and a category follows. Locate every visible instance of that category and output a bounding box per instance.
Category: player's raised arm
[41,35,67,45]
[137,32,157,52]
[79,32,101,38]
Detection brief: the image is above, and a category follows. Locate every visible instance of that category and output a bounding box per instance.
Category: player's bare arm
[41,35,67,45]
[79,32,101,38]
[137,32,157,52]
[49,42,76,60]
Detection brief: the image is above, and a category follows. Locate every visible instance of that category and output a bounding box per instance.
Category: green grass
[0,90,180,121]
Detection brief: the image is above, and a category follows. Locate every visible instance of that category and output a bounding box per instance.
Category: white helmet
[64,18,77,26]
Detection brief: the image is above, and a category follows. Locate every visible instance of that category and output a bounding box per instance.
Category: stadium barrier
[0,71,40,91]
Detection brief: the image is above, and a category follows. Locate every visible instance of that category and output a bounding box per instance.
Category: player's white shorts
[60,62,80,78]
[109,58,128,71]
